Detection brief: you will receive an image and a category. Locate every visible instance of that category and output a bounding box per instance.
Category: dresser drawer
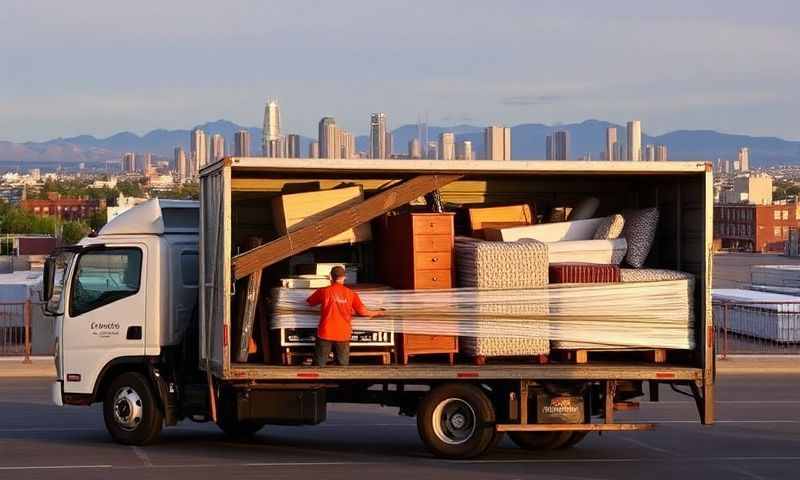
[413,234,452,253]
[412,215,452,235]
[404,334,458,350]
[414,252,451,270]
[414,269,451,289]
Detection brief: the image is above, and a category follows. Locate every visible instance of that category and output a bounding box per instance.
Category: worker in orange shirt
[306,266,385,366]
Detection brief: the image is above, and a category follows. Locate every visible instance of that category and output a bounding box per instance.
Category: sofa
[484,218,627,265]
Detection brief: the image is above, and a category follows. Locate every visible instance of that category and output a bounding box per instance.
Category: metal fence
[0,301,42,362]
[714,300,800,357]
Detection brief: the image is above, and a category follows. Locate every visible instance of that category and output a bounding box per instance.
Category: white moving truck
[46,158,715,459]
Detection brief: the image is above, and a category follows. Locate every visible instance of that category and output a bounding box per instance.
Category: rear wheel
[560,431,588,449]
[103,372,163,445]
[417,384,497,459]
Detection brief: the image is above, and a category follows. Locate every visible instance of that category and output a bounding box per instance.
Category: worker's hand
[373,309,386,317]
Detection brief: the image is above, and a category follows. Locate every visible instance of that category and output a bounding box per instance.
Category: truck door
[62,246,148,394]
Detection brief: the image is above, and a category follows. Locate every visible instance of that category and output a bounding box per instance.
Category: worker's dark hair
[330,266,346,280]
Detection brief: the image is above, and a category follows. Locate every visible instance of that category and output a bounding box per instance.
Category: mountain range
[2,119,799,167]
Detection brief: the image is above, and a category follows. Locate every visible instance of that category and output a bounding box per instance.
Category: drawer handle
[429,222,435,228]
[432,276,438,282]
[431,256,438,262]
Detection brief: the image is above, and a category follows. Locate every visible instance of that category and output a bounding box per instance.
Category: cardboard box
[468,204,533,239]
[272,186,372,247]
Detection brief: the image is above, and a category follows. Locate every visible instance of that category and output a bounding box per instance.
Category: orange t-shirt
[306,283,368,342]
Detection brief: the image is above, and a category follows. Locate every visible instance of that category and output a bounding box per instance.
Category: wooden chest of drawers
[376,212,458,364]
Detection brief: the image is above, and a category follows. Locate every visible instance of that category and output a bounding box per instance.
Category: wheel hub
[113,386,143,431]
[432,398,477,445]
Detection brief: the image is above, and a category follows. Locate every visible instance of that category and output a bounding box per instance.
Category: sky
[2,0,799,142]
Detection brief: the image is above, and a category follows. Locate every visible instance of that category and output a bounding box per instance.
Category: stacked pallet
[712,288,800,342]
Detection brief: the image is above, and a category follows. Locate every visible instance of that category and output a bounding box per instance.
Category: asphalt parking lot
[1,373,799,479]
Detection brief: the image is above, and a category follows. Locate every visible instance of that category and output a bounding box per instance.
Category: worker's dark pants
[315,339,350,366]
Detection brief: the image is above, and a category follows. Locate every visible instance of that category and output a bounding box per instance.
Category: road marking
[4,457,800,471]
[617,436,672,455]
[0,465,112,471]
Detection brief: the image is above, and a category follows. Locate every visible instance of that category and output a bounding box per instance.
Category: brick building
[714,202,800,252]
[20,192,106,220]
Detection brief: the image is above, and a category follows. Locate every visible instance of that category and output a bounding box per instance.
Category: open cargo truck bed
[199,158,715,438]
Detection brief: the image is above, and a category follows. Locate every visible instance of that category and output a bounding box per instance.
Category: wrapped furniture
[484,218,627,265]
[551,268,696,350]
[454,237,550,358]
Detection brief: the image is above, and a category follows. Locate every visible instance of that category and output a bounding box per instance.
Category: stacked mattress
[551,269,696,350]
[454,237,550,356]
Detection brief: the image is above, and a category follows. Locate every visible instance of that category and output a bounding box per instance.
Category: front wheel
[417,384,497,459]
[103,372,163,445]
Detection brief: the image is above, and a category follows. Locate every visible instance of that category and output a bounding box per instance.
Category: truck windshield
[69,248,142,317]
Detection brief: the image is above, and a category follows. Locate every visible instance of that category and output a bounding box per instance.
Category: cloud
[500,95,564,107]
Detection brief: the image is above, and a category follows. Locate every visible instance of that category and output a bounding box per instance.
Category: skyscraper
[408,138,422,159]
[210,134,225,162]
[370,113,388,159]
[309,141,319,159]
[605,127,618,161]
[287,134,301,158]
[122,152,135,173]
[262,100,281,156]
[738,147,750,171]
[338,130,355,159]
[645,144,656,162]
[190,128,208,169]
[267,138,284,158]
[457,140,473,160]
[385,131,393,158]
[626,120,642,161]
[135,153,152,173]
[546,130,570,160]
[655,144,668,162]
[234,130,251,157]
[484,126,511,160]
[318,117,337,159]
[174,147,187,182]
[439,132,455,160]
[426,141,439,161]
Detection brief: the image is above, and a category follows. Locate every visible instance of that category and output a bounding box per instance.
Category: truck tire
[103,372,163,445]
[508,431,573,450]
[417,384,496,459]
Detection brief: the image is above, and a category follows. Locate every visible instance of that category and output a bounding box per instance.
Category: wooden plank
[231,174,462,280]
[496,423,655,432]
[604,380,616,424]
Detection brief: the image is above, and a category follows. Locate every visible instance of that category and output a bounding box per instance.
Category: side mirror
[42,256,56,302]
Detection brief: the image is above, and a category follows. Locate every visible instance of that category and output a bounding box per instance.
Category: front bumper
[51,380,63,407]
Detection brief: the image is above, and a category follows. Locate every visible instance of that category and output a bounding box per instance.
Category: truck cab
[46,199,199,443]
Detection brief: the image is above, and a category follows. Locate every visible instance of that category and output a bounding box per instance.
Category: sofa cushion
[531,238,627,264]
[593,214,625,240]
[568,197,600,220]
[621,207,659,268]
[486,217,603,242]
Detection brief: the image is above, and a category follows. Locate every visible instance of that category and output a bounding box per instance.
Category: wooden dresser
[376,212,458,364]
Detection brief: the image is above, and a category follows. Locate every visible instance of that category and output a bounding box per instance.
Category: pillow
[593,214,625,240]
[620,207,659,268]
[567,196,599,220]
